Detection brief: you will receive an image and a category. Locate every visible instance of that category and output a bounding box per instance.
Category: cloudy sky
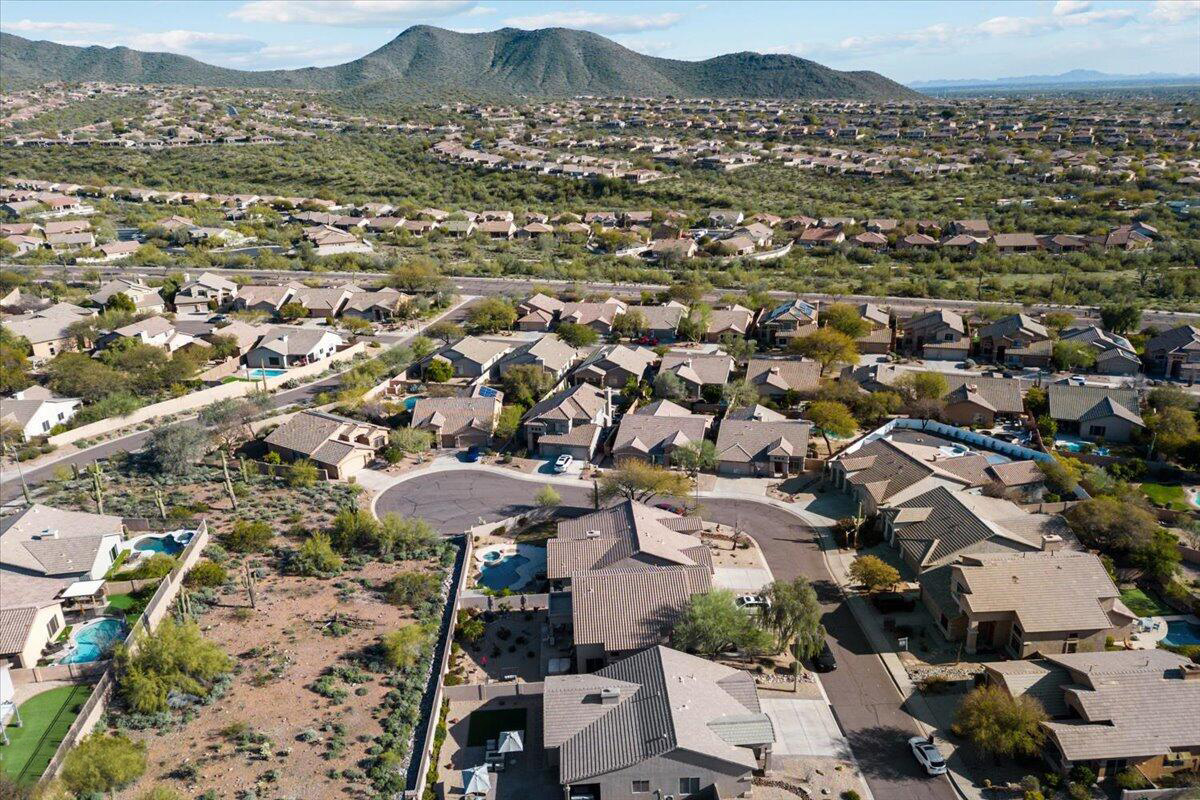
[4,0,1198,83]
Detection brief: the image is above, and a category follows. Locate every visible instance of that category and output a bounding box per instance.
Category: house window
[679,778,701,796]
[47,615,60,637]
[1009,624,1023,656]
[632,781,650,793]
[1064,635,1079,654]
[1087,425,1106,438]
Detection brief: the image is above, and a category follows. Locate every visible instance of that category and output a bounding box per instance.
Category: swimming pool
[474,544,547,591]
[1056,440,1111,456]
[404,396,419,411]
[246,368,287,379]
[1163,618,1200,647]
[478,555,531,591]
[134,536,184,555]
[58,618,126,664]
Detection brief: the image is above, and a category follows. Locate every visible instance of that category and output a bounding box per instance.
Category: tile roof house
[658,352,734,400]
[516,293,566,331]
[757,299,818,346]
[1058,326,1140,376]
[985,650,1200,781]
[543,646,773,799]
[97,316,209,354]
[410,394,502,448]
[704,305,755,342]
[715,418,811,477]
[246,328,344,369]
[89,279,165,313]
[899,310,968,361]
[522,382,612,459]
[289,285,353,318]
[829,436,988,517]
[0,386,80,440]
[941,379,1024,428]
[975,314,1052,367]
[921,551,1133,658]
[232,284,295,314]
[1047,384,1143,442]
[571,345,658,389]
[497,334,580,380]
[559,298,626,333]
[173,271,239,315]
[1144,325,1200,380]
[1,302,93,361]
[264,410,388,479]
[745,357,822,399]
[612,407,713,465]
[626,303,687,342]
[341,288,411,321]
[434,336,513,380]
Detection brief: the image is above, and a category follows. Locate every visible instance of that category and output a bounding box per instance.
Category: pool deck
[1128,614,1200,650]
[472,543,546,592]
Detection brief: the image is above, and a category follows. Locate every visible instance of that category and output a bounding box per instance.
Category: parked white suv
[908,736,948,776]
[553,454,574,473]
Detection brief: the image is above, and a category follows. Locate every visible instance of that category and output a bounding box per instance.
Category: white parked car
[553,454,574,473]
[908,736,948,776]
[735,594,771,610]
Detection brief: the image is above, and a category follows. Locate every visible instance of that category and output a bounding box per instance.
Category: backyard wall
[442,682,545,702]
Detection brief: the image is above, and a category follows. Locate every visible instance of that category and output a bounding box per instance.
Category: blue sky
[3,0,1198,82]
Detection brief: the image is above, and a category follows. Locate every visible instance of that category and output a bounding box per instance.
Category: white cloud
[2,19,116,35]
[128,30,266,55]
[612,36,676,56]
[229,0,479,26]
[976,15,1042,36]
[464,5,496,16]
[502,10,683,34]
[1052,0,1092,16]
[1148,0,1200,22]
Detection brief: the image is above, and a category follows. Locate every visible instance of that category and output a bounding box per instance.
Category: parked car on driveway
[908,736,948,776]
[462,445,482,462]
[554,454,574,473]
[735,594,771,610]
[871,592,916,614]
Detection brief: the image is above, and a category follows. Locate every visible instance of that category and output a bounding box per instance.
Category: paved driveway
[376,469,959,800]
[760,696,849,758]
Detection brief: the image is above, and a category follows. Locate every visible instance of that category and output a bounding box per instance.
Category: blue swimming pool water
[246,368,287,379]
[134,535,185,555]
[60,618,126,664]
[1057,440,1111,456]
[478,555,530,591]
[404,396,419,411]
[1163,619,1200,647]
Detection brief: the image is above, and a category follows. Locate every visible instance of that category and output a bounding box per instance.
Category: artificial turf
[1,683,92,785]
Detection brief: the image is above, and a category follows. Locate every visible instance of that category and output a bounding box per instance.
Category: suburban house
[745,357,822,400]
[1,302,93,361]
[1046,384,1144,442]
[303,224,373,256]
[97,316,209,354]
[0,504,125,667]
[89,279,165,313]
[341,289,410,322]
[985,650,1200,781]
[975,314,1052,367]
[657,352,735,400]
[611,406,713,464]
[705,305,755,342]
[571,345,658,389]
[547,501,712,671]
[715,418,811,476]
[1058,327,1140,376]
[542,646,774,800]
[522,383,612,460]
[173,271,239,314]
[233,285,295,314]
[290,285,353,318]
[559,298,626,333]
[626,303,686,342]
[899,310,969,360]
[0,386,80,439]
[516,293,566,331]
[847,302,893,353]
[940,376,1026,427]
[497,335,580,380]
[410,394,502,448]
[920,551,1133,660]
[757,299,818,346]
[245,328,344,369]
[263,410,388,480]
[1143,325,1200,381]
[434,337,513,380]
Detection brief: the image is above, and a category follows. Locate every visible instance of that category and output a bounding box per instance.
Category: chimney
[599,686,621,704]
[1182,663,1200,681]
[1041,534,1064,553]
[604,387,613,423]
[42,529,59,539]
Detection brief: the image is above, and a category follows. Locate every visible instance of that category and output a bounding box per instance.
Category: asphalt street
[376,470,959,800]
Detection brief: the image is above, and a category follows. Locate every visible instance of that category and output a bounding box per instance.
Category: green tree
[804,400,857,454]
[670,439,717,475]
[1042,312,1074,334]
[495,404,524,440]
[821,303,869,339]
[612,310,647,338]
[185,560,227,588]
[425,358,453,382]
[116,618,231,714]
[535,485,562,507]
[897,371,949,401]
[389,259,447,292]
[1146,405,1199,457]
[199,397,256,452]
[381,624,431,669]
[599,458,693,503]
[1099,303,1142,335]
[466,297,517,333]
[144,423,208,476]
[60,733,147,797]
[287,458,319,487]
[848,555,900,593]
[293,532,343,576]
[45,353,127,402]
[0,327,31,394]
[501,364,556,407]
[278,301,307,321]
[222,519,274,552]
[761,577,825,657]
[721,379,760,409]
[105,292,137,313]
[1052,341,1097,371]
[653,370,686,400]
[555,322,599,347]
[425,321,463,346]
[389,427,433,456]
[955,685,1047,760]
[671,590,773,657]
[789,328,858,375]
[385,571,442,609]
[718,333,756,364]
[206,333,240,361]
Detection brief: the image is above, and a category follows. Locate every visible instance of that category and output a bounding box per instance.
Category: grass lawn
[1,683,92,785]
[466,708,527,747]
[1140,482,1192,512]
[1120,587,1173,618]
[105,593,135,612]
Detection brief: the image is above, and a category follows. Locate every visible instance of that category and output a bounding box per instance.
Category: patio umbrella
[462,764,491,796]
[496,730,524,754]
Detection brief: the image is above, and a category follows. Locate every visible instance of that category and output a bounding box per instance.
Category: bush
[223,519,274,553]
[116,618,231,714]
[381,624,431,669]
[185,560,228,588]
[384,571,442,610]
[60,733,147,795]
[293,533,343,577]
[115,553,178,581]
[1114,769,1152,790]
[1069,765,1096,786]
[138,788,184,800]
[841,792,862,800]
[287,458,319,487]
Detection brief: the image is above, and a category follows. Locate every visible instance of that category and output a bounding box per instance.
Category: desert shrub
[116,619,231,714]
[381,625,432,670]
[292,533,344,577]
[185,560,227,588]
[60,733,147,796]
[222,519,273,553]
[384,571,442,613]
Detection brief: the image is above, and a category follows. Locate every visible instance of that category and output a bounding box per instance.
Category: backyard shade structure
[496,730,524,753]
[462,764,491,795]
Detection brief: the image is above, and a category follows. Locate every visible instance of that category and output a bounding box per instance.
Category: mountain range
[0,25,922,103]
[910,69,1200,90]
